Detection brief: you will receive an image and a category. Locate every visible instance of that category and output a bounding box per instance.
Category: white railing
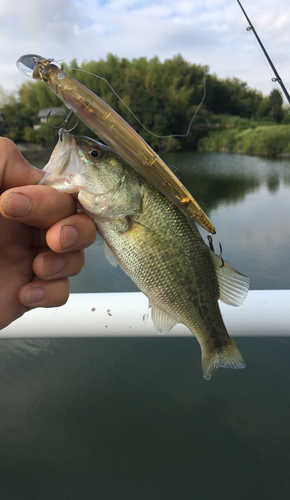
[1,290,289,338]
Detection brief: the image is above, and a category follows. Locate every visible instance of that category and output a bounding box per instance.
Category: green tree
[1,55,286,149]
[268,89,283,122]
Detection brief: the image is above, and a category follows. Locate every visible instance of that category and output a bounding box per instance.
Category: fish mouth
[39,172,77,192]
[38,132,80,193]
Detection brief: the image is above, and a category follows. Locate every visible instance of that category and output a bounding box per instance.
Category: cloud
[0,0,289,100]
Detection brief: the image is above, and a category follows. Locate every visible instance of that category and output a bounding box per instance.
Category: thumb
[0,137,44,192]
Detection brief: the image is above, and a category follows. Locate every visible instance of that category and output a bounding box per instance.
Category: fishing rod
[237,0,290,105]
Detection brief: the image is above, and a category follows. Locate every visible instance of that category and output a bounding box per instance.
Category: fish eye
[88,148,102,159]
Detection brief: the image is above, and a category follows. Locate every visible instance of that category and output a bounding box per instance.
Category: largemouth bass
[40,133,249,380]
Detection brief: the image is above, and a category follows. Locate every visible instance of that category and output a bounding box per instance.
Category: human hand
[0,137,96,330]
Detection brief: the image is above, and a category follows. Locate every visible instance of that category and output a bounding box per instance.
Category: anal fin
[150,303,177,334]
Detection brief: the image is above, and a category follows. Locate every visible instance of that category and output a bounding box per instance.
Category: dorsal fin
[209,251,249,306]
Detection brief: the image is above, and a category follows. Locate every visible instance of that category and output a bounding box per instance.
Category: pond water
[1,151,289,499]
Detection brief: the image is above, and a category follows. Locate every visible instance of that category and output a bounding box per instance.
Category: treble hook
[207,235,215,252]
[218,242,224,268]
[207,235,224,267]
[45,109,79,139]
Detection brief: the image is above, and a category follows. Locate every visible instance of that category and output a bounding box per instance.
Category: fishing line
[66,64,207,140]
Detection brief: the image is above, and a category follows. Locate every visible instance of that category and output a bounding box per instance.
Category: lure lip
[17,54,216,234]
[16,54,43,78]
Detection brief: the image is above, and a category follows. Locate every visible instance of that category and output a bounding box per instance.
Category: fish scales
[39,133,249,380]
[98,184,225,347]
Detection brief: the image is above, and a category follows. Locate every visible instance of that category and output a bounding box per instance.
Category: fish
[39,132,250,380]
[18,54,215,234]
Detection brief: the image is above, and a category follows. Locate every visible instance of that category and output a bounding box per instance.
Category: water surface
[1,152,290,499]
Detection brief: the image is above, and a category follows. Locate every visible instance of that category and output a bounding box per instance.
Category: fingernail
[1,192,31,217]
[44,255,65,277]
[60,225,78,250]
[24,287,45,305]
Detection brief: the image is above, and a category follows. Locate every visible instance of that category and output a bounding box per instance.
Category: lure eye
[88,148,102,159]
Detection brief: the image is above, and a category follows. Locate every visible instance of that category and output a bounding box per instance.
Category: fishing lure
[17,54,216,234]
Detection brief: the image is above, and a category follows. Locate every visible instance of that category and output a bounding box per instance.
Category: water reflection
[267,174,280,192]
[162,152,290,212]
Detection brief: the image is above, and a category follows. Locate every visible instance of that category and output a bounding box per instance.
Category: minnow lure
[17,54,215,234]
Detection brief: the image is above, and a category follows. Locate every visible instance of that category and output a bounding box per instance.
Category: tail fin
[202,338,246,380]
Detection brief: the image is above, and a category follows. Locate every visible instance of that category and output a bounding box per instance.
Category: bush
[198,124,290,157]
[236,125,290,156]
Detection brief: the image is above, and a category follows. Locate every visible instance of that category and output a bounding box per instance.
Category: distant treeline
[0,54,288,152]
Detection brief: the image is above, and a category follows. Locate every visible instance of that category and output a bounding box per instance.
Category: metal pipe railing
[1,290,289,338]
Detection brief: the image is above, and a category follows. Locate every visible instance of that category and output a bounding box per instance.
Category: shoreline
[16,142,290,160]
[196,147,290,158]
[16,143,53,153]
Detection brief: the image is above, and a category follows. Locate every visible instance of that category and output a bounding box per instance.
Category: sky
[1,0,290,101]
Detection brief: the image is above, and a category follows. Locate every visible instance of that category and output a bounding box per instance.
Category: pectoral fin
[209,251,249,306]
[150,303,177,334]
[104,241,118,268]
